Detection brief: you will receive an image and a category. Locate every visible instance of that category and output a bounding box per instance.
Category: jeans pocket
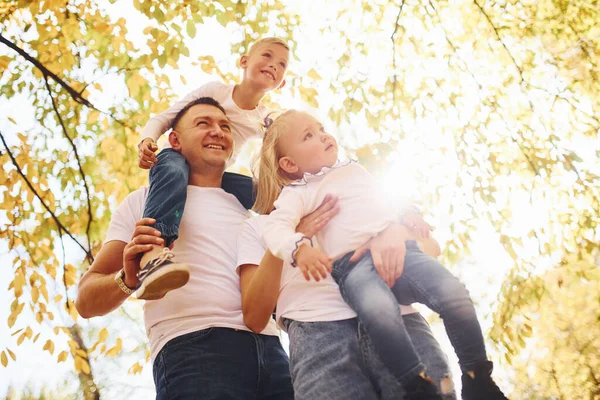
[163,328,215,353]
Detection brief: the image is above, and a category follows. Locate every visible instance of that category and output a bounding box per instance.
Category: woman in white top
[251,110,507,400]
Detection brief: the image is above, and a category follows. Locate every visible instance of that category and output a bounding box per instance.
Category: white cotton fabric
[263,160,400,265]
[237,215,417,331]
[105,187,279,361]
[140,81,268,162]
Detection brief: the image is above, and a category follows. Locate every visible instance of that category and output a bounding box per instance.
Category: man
[76,97,293,399]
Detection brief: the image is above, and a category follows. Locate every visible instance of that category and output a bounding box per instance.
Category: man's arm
[76,240,130,318]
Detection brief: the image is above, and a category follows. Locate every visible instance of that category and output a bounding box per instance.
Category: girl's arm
[240,196,339,333]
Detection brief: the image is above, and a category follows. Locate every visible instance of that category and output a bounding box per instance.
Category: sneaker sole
[136,263,190,300]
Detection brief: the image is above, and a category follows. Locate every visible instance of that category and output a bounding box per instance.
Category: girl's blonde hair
[247,37,290,57]
[253,110,300,214]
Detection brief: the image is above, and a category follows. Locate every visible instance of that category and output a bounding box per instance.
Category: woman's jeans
[142,148,254,246]
[284,316,456,400]
[331,240,488,385]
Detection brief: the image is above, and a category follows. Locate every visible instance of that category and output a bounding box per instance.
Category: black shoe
[461,361,508,400]
[403,373,443,400]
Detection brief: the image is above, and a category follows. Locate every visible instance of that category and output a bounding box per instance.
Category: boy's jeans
[331,241,488,385]
[142,149,254,246]
[284,316,457,400]
[153,327,293,400]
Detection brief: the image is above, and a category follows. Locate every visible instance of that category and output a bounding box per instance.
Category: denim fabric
[143,150,256,246]
[221,171,255,210]
[143,148,188,247]
[152,328,293,400]
[392,241,488,371]
[284,316,456,400]
[332,241,488,382]
[331,252,425,384]
[368,313,457,399]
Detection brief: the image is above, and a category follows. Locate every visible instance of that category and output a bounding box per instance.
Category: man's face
[170,104,234,170]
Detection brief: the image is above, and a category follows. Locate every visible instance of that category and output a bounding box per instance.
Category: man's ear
[240,54,248,70]
[169,130,182,150]
[278,156,298,175]
[277,79,286,90]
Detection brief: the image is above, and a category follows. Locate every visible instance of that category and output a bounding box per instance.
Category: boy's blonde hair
[252,110,300,214]
[247,37,290,57]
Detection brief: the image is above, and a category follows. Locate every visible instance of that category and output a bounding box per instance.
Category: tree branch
[0,33,134,130]
[390,0,406,105]
[44,75,94,249]
[0,130,94,263]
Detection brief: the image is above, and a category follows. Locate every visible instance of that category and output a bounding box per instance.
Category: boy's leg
[284,318,380,400]
[331,252,425,385]
[153,328,259,400]
[221,172,254,210]
[256,335,294,400]
[391,241,487,371]
[137,148,190,300]
[362,313,457,399]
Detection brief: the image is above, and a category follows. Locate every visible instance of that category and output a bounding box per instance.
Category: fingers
[138,158,154,169]
[124,242,154,259]
[349,246,367,262]
[135,218,157,227]
[142,146,158,162]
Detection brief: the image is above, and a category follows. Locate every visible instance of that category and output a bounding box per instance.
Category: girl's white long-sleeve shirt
[263,160,400,265]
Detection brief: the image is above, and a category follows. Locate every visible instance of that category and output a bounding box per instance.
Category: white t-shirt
[237,215,417,331]
[140,81,269,162]
[105,186,279,361]
[264,160,400,265]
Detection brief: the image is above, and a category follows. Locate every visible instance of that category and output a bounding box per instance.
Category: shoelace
[138,249,174,280]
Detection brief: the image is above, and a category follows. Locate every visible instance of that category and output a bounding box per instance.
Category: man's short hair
[171,97,227,130]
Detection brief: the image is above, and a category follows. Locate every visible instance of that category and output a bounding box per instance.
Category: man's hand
[401,211,434,239]
[294,244,332,282]
[296,195,339,238]
[138,138,158,169]
[122,218,164,287]
[350,223,411,288]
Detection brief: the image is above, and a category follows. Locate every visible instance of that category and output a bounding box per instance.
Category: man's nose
[208,124,224,138]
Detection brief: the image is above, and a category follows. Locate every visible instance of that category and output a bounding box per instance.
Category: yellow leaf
[57,351,68,363]
[17,332,26,345]
[98,328,108,343]
[186,20,196,38]
[106,338,122,357]
[33,333,40,343]
[43,339,55,355]
[307,68,322,80]
[54,294,63,303]
[31,286,39,303]
[180,75,187,84]
[0,56,12,71]
[7,349,16,361]
[1,351,7,367]
[7,116,16,124]
[35,312,43,323]
[93,82,103,92]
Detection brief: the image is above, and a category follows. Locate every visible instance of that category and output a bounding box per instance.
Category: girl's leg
[331,252,425,385]
[392,241,507,399]
[137,148,190,300]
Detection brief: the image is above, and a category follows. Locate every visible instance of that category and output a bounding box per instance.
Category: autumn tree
[1,0,598,398]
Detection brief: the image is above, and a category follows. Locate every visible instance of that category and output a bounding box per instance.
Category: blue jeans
[331,241,487,384]
[153,327,293,400]
[143,149,255,246]
[284,316,456,400]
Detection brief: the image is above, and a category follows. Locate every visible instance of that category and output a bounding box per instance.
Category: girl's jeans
[142,148,254,246]
[331,240,488,385]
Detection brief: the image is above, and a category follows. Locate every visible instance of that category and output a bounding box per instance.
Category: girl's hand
[401,211,434,239]
[294,244,332,282]
[350,223,411,288]
[138,138,158,169]
[122,218,164,287]
[296,195,339,238]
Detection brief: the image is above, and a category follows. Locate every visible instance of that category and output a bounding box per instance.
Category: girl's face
[241,43,288,92]
[277,112,338,178]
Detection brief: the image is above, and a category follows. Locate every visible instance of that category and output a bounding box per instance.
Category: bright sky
[4,0,586,397]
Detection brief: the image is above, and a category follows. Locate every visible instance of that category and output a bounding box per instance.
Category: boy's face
[241,43,289,91]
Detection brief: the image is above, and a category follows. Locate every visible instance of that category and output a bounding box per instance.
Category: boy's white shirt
[263,160,402,265]
[237,215,417,331]
[140,81,269,163]
[104,186,279,362]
